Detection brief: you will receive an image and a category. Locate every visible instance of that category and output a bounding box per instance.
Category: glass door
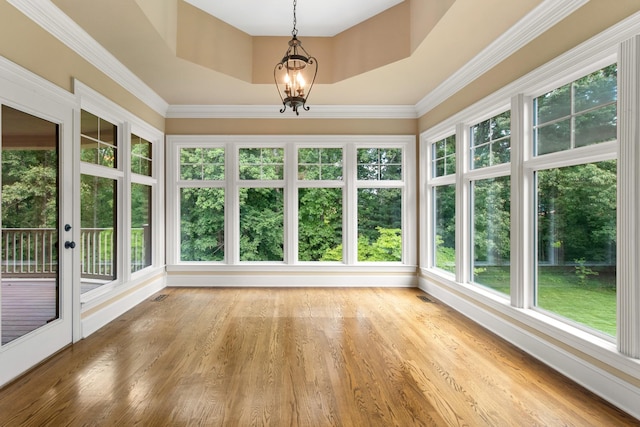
[0,104,74,386]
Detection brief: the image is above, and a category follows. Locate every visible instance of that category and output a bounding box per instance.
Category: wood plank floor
[0,287,637,426]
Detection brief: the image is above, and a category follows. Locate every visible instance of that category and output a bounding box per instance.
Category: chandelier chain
[292,0,298,36]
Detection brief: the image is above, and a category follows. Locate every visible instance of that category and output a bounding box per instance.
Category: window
[239,147,285,261]
[168,136,415,267]
[472,176,511,295]
[469,111,511,296]
[534,65,617,156]
[532,65,617,336]
[178,147,225,262]
[131,183,151,272]
[131,134,152,176]
[430,134,456,274]
[298,147,343,262]
[357,148,404,262]
[470,111,511,169]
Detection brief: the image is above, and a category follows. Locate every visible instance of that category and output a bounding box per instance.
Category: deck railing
[1,227,149,278]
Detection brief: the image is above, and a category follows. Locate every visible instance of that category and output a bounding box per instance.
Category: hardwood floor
[0,287,637,426]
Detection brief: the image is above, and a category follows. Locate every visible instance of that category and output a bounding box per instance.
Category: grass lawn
[474,266,616,337]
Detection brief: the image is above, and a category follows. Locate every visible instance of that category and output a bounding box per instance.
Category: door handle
[64,241,76,249]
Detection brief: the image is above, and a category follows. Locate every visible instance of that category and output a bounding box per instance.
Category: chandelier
[274,0,318,115]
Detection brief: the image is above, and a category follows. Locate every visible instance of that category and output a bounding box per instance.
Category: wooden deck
[1,279,103,345]
[1,280,57,345]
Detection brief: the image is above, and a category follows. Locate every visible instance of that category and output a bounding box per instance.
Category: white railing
[1,228,57,275]
[1,227,150,278]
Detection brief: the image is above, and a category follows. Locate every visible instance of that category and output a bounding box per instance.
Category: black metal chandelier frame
[274,0,318,115]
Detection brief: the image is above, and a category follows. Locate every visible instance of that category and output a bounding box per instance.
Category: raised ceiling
[48,0,551,109]
[183,0,405,37]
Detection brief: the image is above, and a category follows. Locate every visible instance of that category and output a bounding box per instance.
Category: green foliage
[574,258,599,286]
[298,188,342,261]
[321,228,401,262]
[2,150,58,228]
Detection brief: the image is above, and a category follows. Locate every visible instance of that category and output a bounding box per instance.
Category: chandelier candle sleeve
[274,0,318,115]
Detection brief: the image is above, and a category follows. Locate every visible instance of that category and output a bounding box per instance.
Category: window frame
[166,135,416,268]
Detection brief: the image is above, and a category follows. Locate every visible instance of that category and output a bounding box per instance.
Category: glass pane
[536,161,616,336]
[298,188,343,261]
[1,106,59,345]
[535,119,571,155]
[239,148,284,180]
[180,148,224,180]
[80,175,116,293]
[574,64,617,113]
[535,83,571,125]
[357,188,402,262]
[492,137,511,164]
[472,144,490,169]
[472,176,511,296]
[240,188,284,261]
[131,134,152,176]
[131,184,152,272]
[434,185,455,273]
[492,112,511,140]
[574,105,617,148]
[180,188,225,261]
[471,120,491,146]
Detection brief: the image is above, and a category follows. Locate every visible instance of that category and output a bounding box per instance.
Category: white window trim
[75,80,164,306]
[166,135,417,269]
[420,19,640,403]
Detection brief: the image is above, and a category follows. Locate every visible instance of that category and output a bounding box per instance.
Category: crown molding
[7,0,169,117]
[415,0,589,118]
[166,104,418,119]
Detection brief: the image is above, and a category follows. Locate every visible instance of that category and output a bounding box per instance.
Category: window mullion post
[617,36,640,358]
[345,143,357,264]
[120,122,131,283]
[227,143,238,265]
[510,94,532,309]
[286,143,297,264]
[420,135,431,269]
[455,123,469,284]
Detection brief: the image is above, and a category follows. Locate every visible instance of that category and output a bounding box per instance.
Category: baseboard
[81,274,166,338]
[166,271,418,288]
[418,276,640,421]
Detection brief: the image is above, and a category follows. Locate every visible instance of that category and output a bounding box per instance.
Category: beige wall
[418,0,640,132]
[0,1,165,131]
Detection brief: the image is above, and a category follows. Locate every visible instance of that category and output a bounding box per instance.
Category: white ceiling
[183,0,405,36]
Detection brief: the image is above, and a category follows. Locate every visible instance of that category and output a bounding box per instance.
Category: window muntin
[534,65,617,156]
[131,134,152,176]
[180,188,225,262]
[298,148,343,180]
[180,147,225,181]
[470,111,511,169]
[432,135,456,177]
[131,183,152,272]
[433,184,455,273]
[357,188,402,262]
[472,176,511,296]
[239,148,284,180]
[357,148,402,180]
[298,188,343,261]
[536,161,617,336]
[80,110,117,168]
